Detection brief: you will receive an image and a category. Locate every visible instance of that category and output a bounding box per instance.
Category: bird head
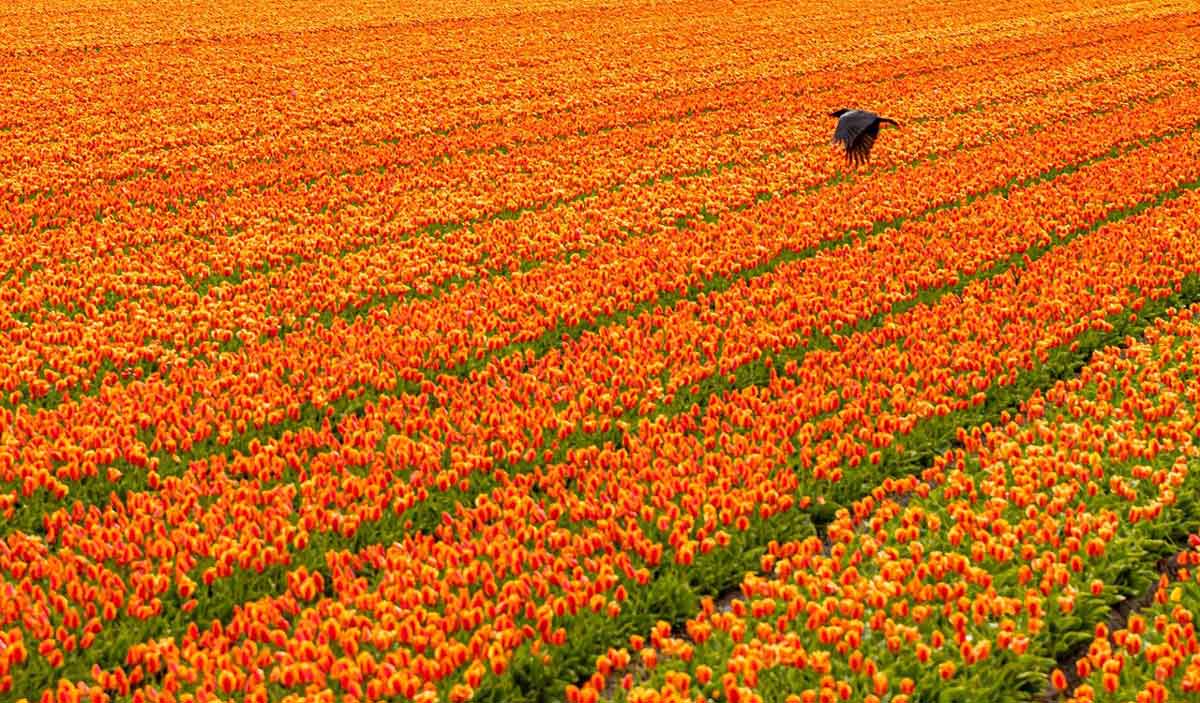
[829,108,850,118]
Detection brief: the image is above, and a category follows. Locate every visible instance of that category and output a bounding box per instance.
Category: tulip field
[5,0,1200,702]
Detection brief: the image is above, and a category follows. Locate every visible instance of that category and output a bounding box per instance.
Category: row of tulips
[14,6,1185,245]
[4,70,1196,525]
[7,0,1132,293]
[6,2,1200,702]
[5,17,1195,414]
[3,0,1170,200]
[7,0,1060,187]
[1061,541,1200,702]
[7,72,1200,527]
[15,25,1187,325]
[582,301,1200,703]
[5,67,1200,639]
[5,120,1200,702]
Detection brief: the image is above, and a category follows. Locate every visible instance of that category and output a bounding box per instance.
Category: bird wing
[853,130,878,157]
[833,110,876,147]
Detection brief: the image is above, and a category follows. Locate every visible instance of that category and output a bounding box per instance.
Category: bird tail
[879,117,900,128]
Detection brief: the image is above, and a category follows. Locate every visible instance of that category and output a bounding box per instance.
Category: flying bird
[829,109,899,165]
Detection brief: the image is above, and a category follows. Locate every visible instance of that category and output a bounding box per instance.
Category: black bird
[829,109,899,165]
